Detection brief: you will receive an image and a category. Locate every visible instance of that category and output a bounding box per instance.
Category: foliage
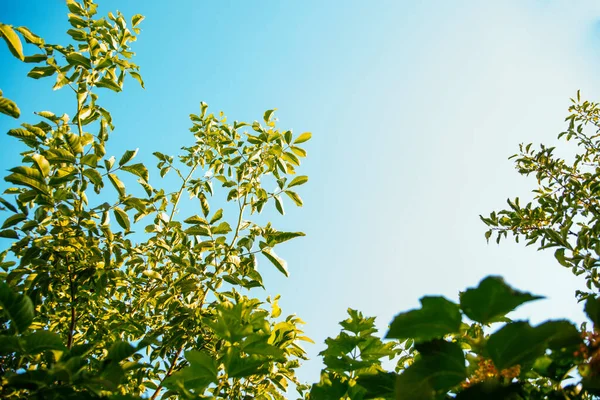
[0,1,311,399]
[309,94,600,399]
[311,276,600,399]
[481,90,600,300]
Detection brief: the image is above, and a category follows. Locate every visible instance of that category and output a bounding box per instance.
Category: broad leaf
[396,340,466,400]
[0,95,20,118]
[0,281,33,333]
[0,24,24,61]
[288,175,308,188]
[386,296,461,342]
[460,276,543,324]
[24,331,65,354]
[294,132,312,144]
[262,248,289,277]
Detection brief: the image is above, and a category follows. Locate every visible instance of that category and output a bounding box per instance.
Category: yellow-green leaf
[113,207,130,231]
[288,175,308,188]
[0,24,24,61]
[108,173,126,197]
[293,132,312,144]
[262,248,289,277]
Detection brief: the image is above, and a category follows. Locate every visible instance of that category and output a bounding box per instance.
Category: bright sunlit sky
[2,0,600,386]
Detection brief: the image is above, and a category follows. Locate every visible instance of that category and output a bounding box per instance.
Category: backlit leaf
[0,24,24,61]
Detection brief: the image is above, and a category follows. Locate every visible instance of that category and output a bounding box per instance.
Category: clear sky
[2,0,600,387]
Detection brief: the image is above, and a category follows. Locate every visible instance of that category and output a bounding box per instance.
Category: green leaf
[119,149,138,166]
[0,96,20,118]
[15,26,44,45]
[396,340,466,400]
[27,66,56,79]
[65,133,83,154]
[459,276,543,324]
[113,207,130,231]
[0,197,17,213]
[212,221,231,235]
[294,132,312,144]
[455,382,524,399]
[0,281,33,333]
[264,109,276,123]
[288,175,308,188]
[262,248,289,277]
[95,77,122,92]
[266,231,305,245]
[45,148,76,164]
[31,154,50,177]
[2,213,26,229]
[24,331,65,354]
[5,167,49,194]
[355,372,396,399]
[209,209,223,224]
[131,14,145,27]
[227,353,269,378]
[66,53,91,69]
[106,341,136,363]
[185,226,211,236]
[165,350,217,390]
[486,320,579,371]
[23,53,47,63]
[121,163,148,182]
[585,296,600,328]
[284,190,303,206]
[0,24,24,61]
[275,195,284,215]
[108,173,126,197]
[83,168,103,187]
[386,297,461,342]
[0,335,23,355]
[129,71,145,89]
[199,193,210,217]
[66,0,84,15]
[290,145,307,157]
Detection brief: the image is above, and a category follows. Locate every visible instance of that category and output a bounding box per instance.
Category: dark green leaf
[275,195,284,215]
[2,213,26,229]
[460,276,543,324]
[585,296,600,328]
[106,341,136,363]
[486,320,578,371]
[386,296,461,342]
[24,331,65,354]
[0,281,33,333]
[396,340,466,400]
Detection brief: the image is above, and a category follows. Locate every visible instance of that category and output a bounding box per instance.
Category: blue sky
[2,0,600,386]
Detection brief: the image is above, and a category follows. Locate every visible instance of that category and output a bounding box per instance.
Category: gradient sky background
[2,0,600,387]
